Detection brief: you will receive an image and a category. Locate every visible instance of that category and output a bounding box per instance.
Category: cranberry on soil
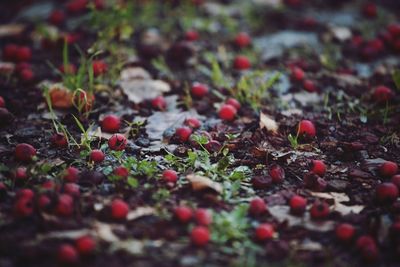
[51,133,68,148]
[67,0,88,13]
[225,98,241,110]
[194,208,212,226]
[289,195,307,215]
[297,120,316,138]
[49,10,65,25]
[15,143,36,162]
[373,86,394,103]
[233,55,251,70]
[162,169,178,183]
[63,167,80,183]
[234,32,251,48]
[362,2,377,18]
[249,197,267,216]
[90,149,105,163]
[184,117,201,129]
[63,183,80,197]
[290,66,305,81]
[108,134,127,151]
[111,199,129,220]
[151,96,166,110]
[375,182,399,204]
[310,201,330,220]
[56,194,74,217]
[379,161,398,177]
[191,226,210,246]
[392,175,400,189]
[14,196,34,218]
[219,104,237,121]
[303,79,317,92]
[310,160,326,177]
[15,167,28,181]
[16,46,32,62]
[255,223,274,241]
[0,96,5,107]
[336,223,356,242]
[57,244,79,264]
[269,164,285,183]
[175,127,192,142]
[174,205,193,223]
[101,115,121,133]
[185,30,199,41]
[356,236,379,262]
[191,83,209,98]
[114,166,129,178]
[75,236,96,255]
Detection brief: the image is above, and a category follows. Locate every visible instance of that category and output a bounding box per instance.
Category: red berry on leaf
[249,197,267,216]
[234,32,251,48]
[57,244,79,264]
[191,226,210,246]
[310,201,330,220]
[311,160,326,177]
[255,223,274,241]
[289,195,307,215]
[184,117,201,129]
[373,86,394,103]
[101,115,121,133]
[56,194,74,217]
[297,120,316,138]
[379,161,398,177]
[219,104,237,121]
[151,96,166,110]
[111,199,129,220]
[114,166,129,178]
[63,167,80,183]
[174,205,193,223]
[162,169,178,183]
[75,236,96,255]
[375,182,399,204]
[90,149,105,163]
[233,55,251,70]
[15,143,36,162]
[92,60,107,76]
[225,98,241,110]
[335,223,355,242]
[108,134,127,151]
[191,83,209,98]
[175,127,192,142]
[269,164,285,183]
[194,208,212,226]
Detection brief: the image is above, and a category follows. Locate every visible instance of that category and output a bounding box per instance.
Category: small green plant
[288,133,299,149]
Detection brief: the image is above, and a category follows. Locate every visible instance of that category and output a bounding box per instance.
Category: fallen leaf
[127,206,155,221]
[310,192,364,215]
[186,174,223,194]
[0,24,26,37]
[259,112,278,134]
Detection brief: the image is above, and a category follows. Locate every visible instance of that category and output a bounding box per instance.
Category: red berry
[291,66,305,82]
[108,134,127,151]
[362,2,377,18]
[311,160,326,177]
[151,96,166,110]
[114,166,129,178]
[2,44,18,61]
[303,172,327,191]
[351,35,364,47]
[310,201,330,220]
[16,189,34,199]
[90,149,105,163]
[233,55,251,70]
[373,86,394,103]
[51,133,68,148]
[174,205,193,223]
[67,0,88,13]
[225,98,241,110]
[335,223,355,242]
[16,46,32,62]
[379,161,398,177]
[249,197,267,216]
[356,236,379,262]
[15,167,28,181]
[57,244,79,264]
[42,180,57,191]
[391,175,400,189]
[56,194,74,217]
[375,182,399,204]
[63,183,80,197]
[184,117,201,129]
[191,83,209,98]
[14,196,34,218]
[255,223,274,241]
[289,195,307,215]
[111,199,129,220]
[303,79,317,92]
[101,115,121,133]
[49,10,65,25]
[38,194,51,210]
[15,143,36,162]
[75,236,96,255]
[185,30,199,41]
[297,120,316,138]
[63,167,80,183]
[191,226,210,246]
[162,169,178,183]
[388,24,400,38]
[235,32,251,48]
[175,127,192,142]
[0,96,5,108]
[19,68,34,82]
[92,60,107,76]
[269,164,285,183]
[219,104,237,121]
[194,208,212,226]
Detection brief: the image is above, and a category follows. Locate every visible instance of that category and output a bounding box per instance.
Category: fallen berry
[49,10,65,25]
[303,172,327,191]
[335,223,355,242]
[15,143,36,162]
[92,60,107,76]
[16,188,34,199]
[16,46,32,62]
[111,199,129,220]
[362,2,377,18]
[234,32,251,48]
[194,208,212,226]
[303,79,317,92]
[391,175,400,189]
[289,195,307,215]
[191,226,210,246]
[356,236,379,262]
[297,120,316,138]
[114,166,129,178]
[67,0,88,13]
[108,134,127,151]
[0,96,5,107]
[162,169,178,183]
[63,183,80,197]
[14,196,34,218]
[375,182,399,204]
[90,149,105,163]
[174,205,193,223]
[2,44,18,61]
[219,104,237,121]
[255,223,274,241]
[373,85,394,103]
[175,127,192,142]
[269,164,285,183]
[290,66,305,82]
[101,115,121,133]
[57,244,79,264]
[51,133,68,148]
[225,98,241,110]
[185,30,199,41]
[151,96,166,110]
[63,167,80,183]
[75,236,96,255]
[379,161,398,177]
[233,55,251,70]
[184,117,201,129]
[310,201,330,220]
[249,197,267,216]
[191,83,209,98]
[311,160,326,177]
[19,68,34,82]
[15,167,28,181]
[56,194,74,217]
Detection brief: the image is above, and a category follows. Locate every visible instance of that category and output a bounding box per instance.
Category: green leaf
[127,177,138,188]
[393,69,400,90]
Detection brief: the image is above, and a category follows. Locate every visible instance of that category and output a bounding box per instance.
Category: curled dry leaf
[119,67,170,104]
[310,192,364,215]
[259,112,278,134]
[127,206,155,221]
[186,174,223,194]
[0,24,26,37]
